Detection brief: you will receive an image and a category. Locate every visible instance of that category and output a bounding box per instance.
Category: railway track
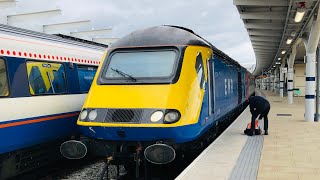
[11,106,246,180]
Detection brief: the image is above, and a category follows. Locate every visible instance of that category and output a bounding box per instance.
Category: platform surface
[176,89,320,180]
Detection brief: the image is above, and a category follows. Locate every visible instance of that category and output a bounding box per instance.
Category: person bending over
[247,96,270,136]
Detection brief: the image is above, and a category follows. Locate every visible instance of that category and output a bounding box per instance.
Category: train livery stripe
[0,94,86,123]
[0,112,79,128]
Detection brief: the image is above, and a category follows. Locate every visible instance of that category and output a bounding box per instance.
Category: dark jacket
[248,96,270,117]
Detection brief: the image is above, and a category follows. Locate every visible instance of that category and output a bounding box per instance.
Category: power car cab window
[0,58,9,97]
[27,61,67,95]
[102,49,178,84]
[195,52,205,89]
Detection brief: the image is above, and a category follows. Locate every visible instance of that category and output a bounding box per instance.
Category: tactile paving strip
[228,135,264,180]
[229,90,265,180]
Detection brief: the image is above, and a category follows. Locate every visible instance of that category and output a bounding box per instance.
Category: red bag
[244,120,262,135]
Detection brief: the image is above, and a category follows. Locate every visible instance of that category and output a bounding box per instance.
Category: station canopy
[234,0,320,76]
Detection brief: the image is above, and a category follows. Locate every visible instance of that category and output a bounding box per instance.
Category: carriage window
[195,52,205,89]
[224,79,227,95]
[77,65,97,92]
[228,79,231,94]
[0,59,9,97]
[27,61,66,95]
[231,79,233,94]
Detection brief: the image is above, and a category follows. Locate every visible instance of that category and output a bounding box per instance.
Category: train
[61,25,255,176]
[0,24,106,179]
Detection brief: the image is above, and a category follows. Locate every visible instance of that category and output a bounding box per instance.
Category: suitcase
[244,115,262,135]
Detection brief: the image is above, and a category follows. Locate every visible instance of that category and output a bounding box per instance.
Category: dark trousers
[251,103,270,131]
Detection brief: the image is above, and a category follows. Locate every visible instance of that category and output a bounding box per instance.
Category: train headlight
[80,109,88,120]
[150,111,164,122]
[164,110,181,123]
[88,109,98,121]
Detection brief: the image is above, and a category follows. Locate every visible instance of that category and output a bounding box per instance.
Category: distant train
[0,24,105,179]
[61,25,255,175]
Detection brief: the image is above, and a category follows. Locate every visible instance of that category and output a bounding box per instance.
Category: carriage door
[238,71,242,104]
[207,57,215,115]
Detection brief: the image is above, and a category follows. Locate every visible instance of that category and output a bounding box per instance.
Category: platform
[176,89,320,180]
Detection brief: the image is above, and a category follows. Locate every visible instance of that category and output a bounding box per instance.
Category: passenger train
[61,25,255,174]
[0,24,105,179]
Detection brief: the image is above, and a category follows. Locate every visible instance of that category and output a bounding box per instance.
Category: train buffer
[176,89,320,180]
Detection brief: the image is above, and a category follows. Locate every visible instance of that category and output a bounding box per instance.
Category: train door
[237,71,242,104]
[245,72,249,100]
[207,57,215,115]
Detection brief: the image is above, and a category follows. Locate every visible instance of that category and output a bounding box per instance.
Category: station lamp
[276,62,281,65]
[294,2,306,23]
[278,57,281,60]
[281,50,286,54]
[286,38,293,44]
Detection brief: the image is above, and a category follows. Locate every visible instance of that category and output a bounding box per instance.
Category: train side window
[27,61,67,95]
[77,65,97,92]
[28,66,46,95]
[228,79,231,94]
[195,52,205,89]
[208,59,215,115]
[0,58,9,97]
[224,79,227,95]
[231,79,233,94]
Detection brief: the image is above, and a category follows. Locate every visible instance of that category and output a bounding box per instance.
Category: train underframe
[61,102,248,179]
[0,139,69,179]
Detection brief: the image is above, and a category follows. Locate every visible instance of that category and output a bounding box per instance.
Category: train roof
[0,24,105,66]
[0,24,107,51]
[111,25,244,71]
[110,25,211,48]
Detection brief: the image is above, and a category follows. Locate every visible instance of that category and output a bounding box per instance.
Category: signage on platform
[281,68,287,73]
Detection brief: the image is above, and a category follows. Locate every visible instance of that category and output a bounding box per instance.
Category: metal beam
[254,48,278,51]
[7,9,61,24]
[253,45,278,49]
[233,0,288,6]
[240,12,287,20]
[248,30,282,37]
[245,22,284,30]
[255,55,274,57]
[250,36,281,42]
[254,48,278,52]
[256,57,274,59]
[256,58,273,60]
[255,53,274,55]
[255,52,275,54]
[256,54,274,56]
[251,41,280,46]
[254,49,277,52]
[255,54,274,56]
[92,37,119,45]
[255,53,273,57]
[70,28,112,40]
[0,0,16,9]
[43,20,91,34]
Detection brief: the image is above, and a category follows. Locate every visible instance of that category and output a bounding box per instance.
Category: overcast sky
[4,0,255,68]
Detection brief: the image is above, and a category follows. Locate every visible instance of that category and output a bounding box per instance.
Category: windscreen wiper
[111,68,137,82]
